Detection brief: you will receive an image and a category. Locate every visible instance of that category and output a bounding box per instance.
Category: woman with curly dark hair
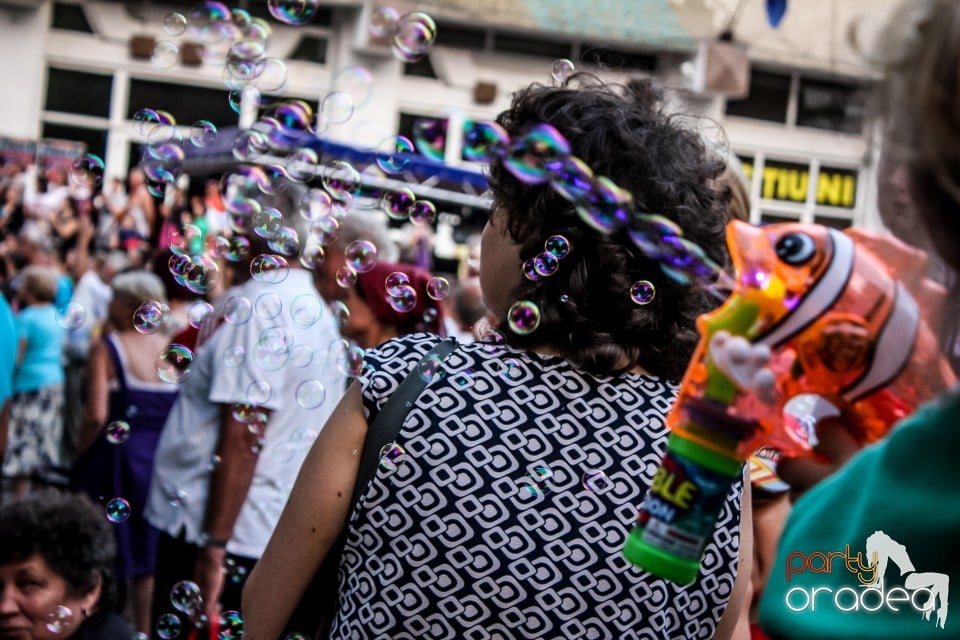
[0,490,132,640]
[244,76,749,639]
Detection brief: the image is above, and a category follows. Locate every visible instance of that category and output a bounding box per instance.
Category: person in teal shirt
[3,266,66,497]
[759,1,960,637]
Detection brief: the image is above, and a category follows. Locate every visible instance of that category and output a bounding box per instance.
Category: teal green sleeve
[758,391,960,639]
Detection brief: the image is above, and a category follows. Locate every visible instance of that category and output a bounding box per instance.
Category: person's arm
[242,382,367,640]
[77,340,111,454]
[193,402,273,618]
[15,337,26,368]
[713,469,754,640]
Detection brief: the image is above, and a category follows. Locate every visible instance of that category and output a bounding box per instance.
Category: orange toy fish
[673,220,956,460]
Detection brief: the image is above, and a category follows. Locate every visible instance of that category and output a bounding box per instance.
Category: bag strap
[349,337,458,507]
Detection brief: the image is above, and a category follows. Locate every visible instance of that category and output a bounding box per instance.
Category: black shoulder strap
[349,337,458,507]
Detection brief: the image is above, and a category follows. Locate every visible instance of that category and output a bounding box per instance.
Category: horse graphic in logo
[866,531,949,629]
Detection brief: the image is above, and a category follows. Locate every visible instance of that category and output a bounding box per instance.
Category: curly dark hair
[487,75,730,381]
[0,490,119,613]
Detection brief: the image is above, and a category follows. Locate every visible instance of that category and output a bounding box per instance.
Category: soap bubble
[392,11,437,62]
[335,266,357,288]
[582,469,611,493]
[164,12,188,36]
[246,380,272,406]
[133,300,168,334]
[105,498,131,523]
[156,613,181,639]
[630,280,656,305]
[57,301,87,330]
[369,6,400,38]
[426,276,450,300]
[387,284,417,312]
[379,442,406,470]
[188,1,231,44]
[522,259,540,281]
[254,292,283,319]
[376,135,416,174]
[285,147,318,183]
[68,153,104,190]
[170,580,203,615]
[551,58,576,83]
[412,118,446,161]
[504,123,570,185]
[575,176,633,234]
[384,271,410,296]
[321,160,360,200]
[318,91,354,127]
[417,353,444,383]
[267,0,319,25]
[462,120,510,162]
[409,200,436,226]
[223,296,253,325]
[187,301,215,329]
[331,65,374,109]
[344,240,377,273]
[380,188,415,220]
[156,344,194,384]
[45,606,73,634]
[250,254,289,284]
[507,300,541,335]
[295,380,326,409]
[223,345,246,367]
[105,420,131,445]
[290,294,323,327]
[151,40,179,69]
[545,235,571,259]
[219,611,244,639]
[189,120,218,148]
[533,252,559,277]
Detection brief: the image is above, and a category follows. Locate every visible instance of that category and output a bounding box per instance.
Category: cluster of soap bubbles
[382,271,418,313]
[379,187,437,227]
[367,8,437,63]
[523,235,572,282]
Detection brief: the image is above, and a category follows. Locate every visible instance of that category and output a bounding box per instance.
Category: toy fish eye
[775,233,816,265]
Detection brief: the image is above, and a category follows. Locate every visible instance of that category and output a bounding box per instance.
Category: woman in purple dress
[74,270,179,637]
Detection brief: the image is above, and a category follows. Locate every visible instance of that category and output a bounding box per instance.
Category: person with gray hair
[72,269,177,636]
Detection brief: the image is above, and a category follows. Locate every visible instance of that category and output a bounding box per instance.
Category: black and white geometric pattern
[329,334,741,640]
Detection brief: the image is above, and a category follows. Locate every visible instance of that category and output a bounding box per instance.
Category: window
[404,57,438,79]
[40,123,107,162]
[759,213,799,225]
[797,78,866,134]
[581,46,656,73]
[128,79,238,128]
[814,215,853,230]
[288,35,328,64]
[45,68,113,118]
[434,23,487,50]
[725,70,791,123]
[51,2,94,33]
[493,32,573,59]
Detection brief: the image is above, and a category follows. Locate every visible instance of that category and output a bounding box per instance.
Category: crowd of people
[2,0,960,638]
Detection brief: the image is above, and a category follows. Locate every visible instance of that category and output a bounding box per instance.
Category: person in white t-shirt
[145,186,345,626]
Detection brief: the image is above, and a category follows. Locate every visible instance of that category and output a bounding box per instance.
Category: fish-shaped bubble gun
[623,220,956,584]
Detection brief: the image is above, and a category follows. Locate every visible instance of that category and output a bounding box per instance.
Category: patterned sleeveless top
[329,333,742,640]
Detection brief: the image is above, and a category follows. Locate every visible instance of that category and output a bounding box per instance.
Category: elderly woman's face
[0,554,99,640]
